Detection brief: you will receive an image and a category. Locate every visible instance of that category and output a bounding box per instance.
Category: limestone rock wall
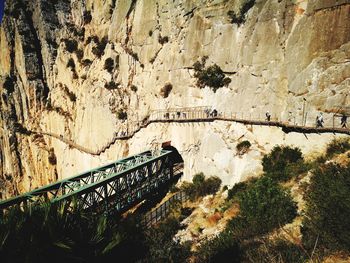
[0,0,349,198]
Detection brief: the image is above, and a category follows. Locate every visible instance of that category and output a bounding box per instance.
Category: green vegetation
[180,172,222,201]
[75,49,84,62]
[63,39,78,53]
[104,81,119,90]
[4,76,15,93]
[2,139,349,262]
[62,85,77,102]
[83,11,92,24]
[160,82,173,98]
[325,137,350,158]
[117,110,127,120]
[0,204,146,263]
[130,85,138,92]
[104,58,114,73]
[229,176,297,238]
[131,52,139,61]
[66,58,78,79]
[302,163,350,254]
[196,230,241,262]
[66,58,75,69]
[227,180,251,201]
[48,148,57,165]
[236,140,251,155]
[262,145,305,182]
[193,57,231,92]
[81,59,92,67]
[158,35,169,45]
[227,0,256,25]
[92,36,108,58]
[145,216,191,262]
[244,239,306,263]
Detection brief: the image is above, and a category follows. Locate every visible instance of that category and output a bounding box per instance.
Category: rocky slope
[0,0,349,199]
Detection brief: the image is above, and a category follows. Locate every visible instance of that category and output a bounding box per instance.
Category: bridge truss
[0,150,181,215]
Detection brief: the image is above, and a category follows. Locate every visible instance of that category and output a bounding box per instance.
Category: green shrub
[130,85,138,92]
[131,52,139,61]
[72,71,78,79]
[92,36,108,58]
[227,181,250,200]
[193,57,231,92]
[158,35,169,45]
[169,184,179,193]
[104,58,114,73]
[75,49,84,61]
[63,39,78,53]
[193,172,205,187]
[48,148,57,165]
[104,81,119,90]
[83,10,92,24]
[262,145,304,182]
[229,177,297,238]
[302,163,350,253]
[4,76,15,93]
[195,230,241,263]
[227,0,256,26]
[244,239,306,263]
[227,10,244,25]
[325,138,350,158]
[62,85,77,102]
[202,176,222,196]
[117,110,127,120]
[160,83,173,98]
[82,59,92,67]
[236,140,251,155]
[0,204,146,262]
[181,173,221,200]
[145,216,191,262]
[66,58,75,69]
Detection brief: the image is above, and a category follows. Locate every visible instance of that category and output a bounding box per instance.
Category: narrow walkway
[32,106,350,156]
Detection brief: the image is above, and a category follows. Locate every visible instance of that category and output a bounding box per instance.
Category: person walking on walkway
[341,114,347,128]
[265,111,271,121]
[316,112,324,128]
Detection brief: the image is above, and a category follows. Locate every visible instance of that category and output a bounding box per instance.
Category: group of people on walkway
[264,111,348,129]
[315,112,347,128]
[159,107,348,129]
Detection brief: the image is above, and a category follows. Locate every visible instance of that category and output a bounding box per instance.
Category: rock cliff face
[0,0,349,199]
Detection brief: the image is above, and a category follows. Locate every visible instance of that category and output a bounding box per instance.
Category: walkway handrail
[31,107,350,156]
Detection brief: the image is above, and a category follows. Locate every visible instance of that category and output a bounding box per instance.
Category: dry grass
[322,252,350,263]
[330,150,350,167]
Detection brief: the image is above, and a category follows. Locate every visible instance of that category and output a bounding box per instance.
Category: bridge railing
[145,107,349,130]
[142,191,188,227]
[0,150,178,215]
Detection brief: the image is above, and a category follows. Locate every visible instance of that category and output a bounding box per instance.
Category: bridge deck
[0,150,180,215]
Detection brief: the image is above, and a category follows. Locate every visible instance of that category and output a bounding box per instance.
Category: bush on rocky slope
[180,172,222,201]
[262,145,305,182]
[236,140,251,155]
[325,138,350,158]
[228,176,297,238]
[302,163,350,254]
[193,57,231,92]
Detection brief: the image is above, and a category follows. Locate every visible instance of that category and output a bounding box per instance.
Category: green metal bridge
[0,149,183,215]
